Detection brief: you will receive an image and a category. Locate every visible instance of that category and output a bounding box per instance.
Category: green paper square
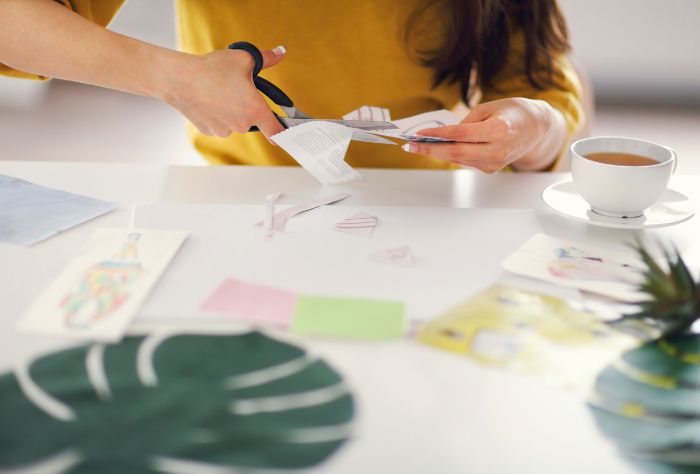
[292,295,405,340]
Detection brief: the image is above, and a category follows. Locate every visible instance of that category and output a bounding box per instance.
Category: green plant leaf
[0,332,354,473]
[616,242,700,340]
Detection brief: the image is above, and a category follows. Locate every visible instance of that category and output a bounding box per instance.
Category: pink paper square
[200,278,299,328]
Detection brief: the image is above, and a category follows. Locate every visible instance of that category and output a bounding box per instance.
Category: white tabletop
[1,161,699,474]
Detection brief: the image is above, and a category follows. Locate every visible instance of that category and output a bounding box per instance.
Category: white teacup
[570,136,677,218]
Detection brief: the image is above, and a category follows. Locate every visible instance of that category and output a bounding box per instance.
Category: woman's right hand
[160,45,287,138]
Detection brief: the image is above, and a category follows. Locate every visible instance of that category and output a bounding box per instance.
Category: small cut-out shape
[254,193,350,233]
[370,244,417,267]
[334,212,377,238]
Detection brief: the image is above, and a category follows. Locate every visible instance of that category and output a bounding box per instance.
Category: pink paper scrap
[200,278,299,328]
[370,244,417,267]
[334,211,377,237]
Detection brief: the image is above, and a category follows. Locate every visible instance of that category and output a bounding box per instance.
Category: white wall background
[559,0,700,103]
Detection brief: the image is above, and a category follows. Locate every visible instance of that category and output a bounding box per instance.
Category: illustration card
[17,228,188,342]
[501,233,646,301]
[417,285,638,391]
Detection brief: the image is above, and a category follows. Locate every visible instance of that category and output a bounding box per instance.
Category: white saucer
[542,180,695,229]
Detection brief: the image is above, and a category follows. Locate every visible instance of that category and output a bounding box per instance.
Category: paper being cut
[375,109,462,142]
[501,233,646,301]
[334,211,377,237]
[341,106,397,145]
[0,175,117,246]
[255,193,350,233]
[272,109,464,184]
[344,106,462,142]
[271,122,361,185]
[17,228,188,342]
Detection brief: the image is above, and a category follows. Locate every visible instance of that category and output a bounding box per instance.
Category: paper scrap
[371,244,417,267]
[200,278,299,328]
[263,192,282,239]
[255,192,350,233]
[17,228,188,342]
[0,175,117,246]
[272,121,361,185]
[343,105,392,122]
[501,233,646,301]
[417,285,638,392]
[291,295,405,340]
[334,211,377,237]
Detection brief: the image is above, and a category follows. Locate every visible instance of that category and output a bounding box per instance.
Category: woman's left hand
[404,98,567,173]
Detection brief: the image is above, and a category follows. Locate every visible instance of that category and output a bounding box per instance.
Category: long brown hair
[404,0,571,102]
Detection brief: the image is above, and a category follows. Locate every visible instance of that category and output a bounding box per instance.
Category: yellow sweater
[1,0,583,170]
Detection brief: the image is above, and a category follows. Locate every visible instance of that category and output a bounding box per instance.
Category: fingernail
[401,143,413,153]
[273,45,287,56]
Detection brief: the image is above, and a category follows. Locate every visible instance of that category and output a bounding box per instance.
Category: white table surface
[1,161,699,474]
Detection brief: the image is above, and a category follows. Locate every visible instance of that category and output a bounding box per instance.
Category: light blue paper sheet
[0,175,117,246]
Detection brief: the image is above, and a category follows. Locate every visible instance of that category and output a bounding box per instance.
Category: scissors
[228,41,398,133]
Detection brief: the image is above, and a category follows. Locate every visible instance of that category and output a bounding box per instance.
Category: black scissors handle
[228,41,293,132]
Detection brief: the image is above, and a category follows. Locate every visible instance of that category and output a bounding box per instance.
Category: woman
[0,0,583,173]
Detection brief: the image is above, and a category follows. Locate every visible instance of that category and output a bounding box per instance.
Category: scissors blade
[280,118,398,130]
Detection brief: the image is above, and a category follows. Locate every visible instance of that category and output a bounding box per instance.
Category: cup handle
[665,146,678,174]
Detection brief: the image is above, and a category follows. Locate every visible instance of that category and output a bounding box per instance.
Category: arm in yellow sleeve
[0,0,289,141]
[0,0,178,101]
[481,32,585,171]
[0,0,124,80]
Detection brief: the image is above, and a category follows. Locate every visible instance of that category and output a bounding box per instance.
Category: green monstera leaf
[0,332,355,473]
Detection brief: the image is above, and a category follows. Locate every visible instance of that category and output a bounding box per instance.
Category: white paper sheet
[271,121,361,185]
[17,228,188,342]
[0,175,117,246]
[130,204,542,328]
[501,233,647,302]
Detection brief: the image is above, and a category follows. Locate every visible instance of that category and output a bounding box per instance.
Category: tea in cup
[569,137,677,218]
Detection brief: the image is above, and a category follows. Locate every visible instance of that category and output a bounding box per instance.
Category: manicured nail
[273,45,287,56]
[401,143,413,153]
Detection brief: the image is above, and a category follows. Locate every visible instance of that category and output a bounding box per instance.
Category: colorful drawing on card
[17,228,188,342]
[61,232,145,328]
[548,245,644,284]
[501,233,646,301]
